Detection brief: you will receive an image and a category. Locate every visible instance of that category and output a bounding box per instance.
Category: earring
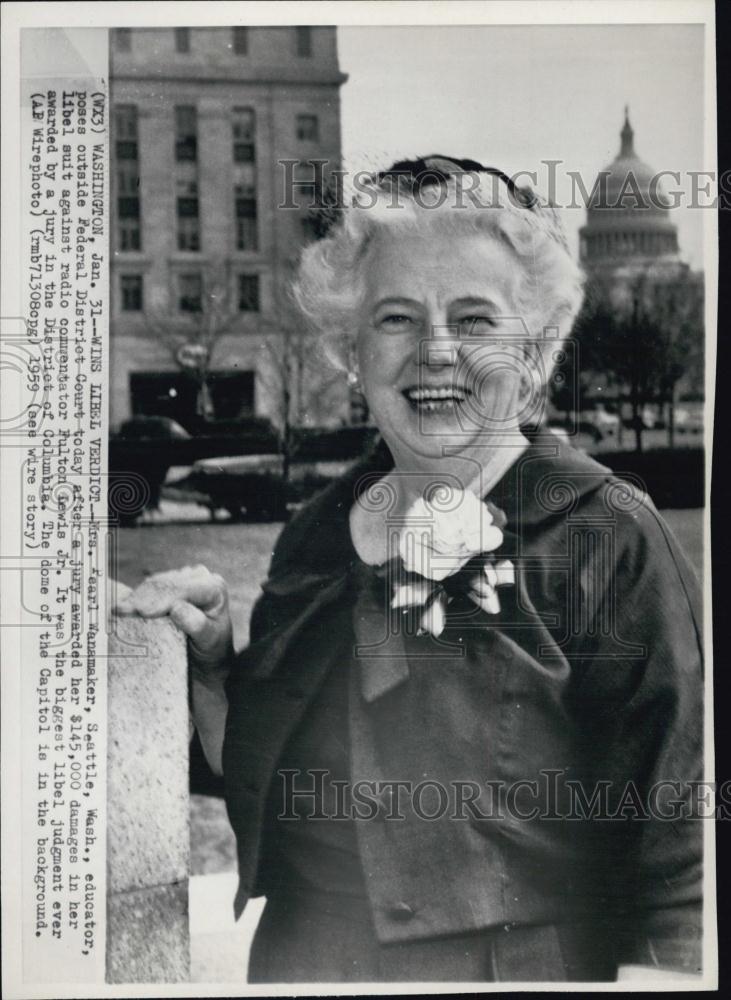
[347,369,360,388]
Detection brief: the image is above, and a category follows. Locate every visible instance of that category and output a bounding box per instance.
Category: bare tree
[614,291,666,453]
[641,272,704,447]
[256,305,345,482]
[569,266,703,453]
[560,276,627,444]
[145,258,239,426]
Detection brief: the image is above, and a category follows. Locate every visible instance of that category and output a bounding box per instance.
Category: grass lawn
[114,521,281,649]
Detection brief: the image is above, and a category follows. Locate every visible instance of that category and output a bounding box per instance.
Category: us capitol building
[580,108,683,272]
[577,109,704,398]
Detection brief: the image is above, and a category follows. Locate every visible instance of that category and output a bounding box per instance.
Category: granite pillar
[106,606,190,983]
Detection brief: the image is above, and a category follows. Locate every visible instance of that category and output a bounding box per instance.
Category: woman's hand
[114,564,234,682]
[114,565,234,775]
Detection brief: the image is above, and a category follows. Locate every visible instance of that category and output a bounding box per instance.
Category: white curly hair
[292,165,585,382]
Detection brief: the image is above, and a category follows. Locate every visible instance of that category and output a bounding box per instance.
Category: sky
[337,24,708,268]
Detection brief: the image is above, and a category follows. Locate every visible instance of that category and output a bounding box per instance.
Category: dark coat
[222,431,704,977]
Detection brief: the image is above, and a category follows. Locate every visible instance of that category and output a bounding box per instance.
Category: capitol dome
[579,109,679,268]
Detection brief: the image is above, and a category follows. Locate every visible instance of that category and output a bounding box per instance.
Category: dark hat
[376,154,539,210]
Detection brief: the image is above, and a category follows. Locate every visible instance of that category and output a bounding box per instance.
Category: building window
[232,26,249,54]
[117,161,139,194]
[175,105,198,162]
[114,103,138,159]
[114,104,141,251]
[177,181,200,252]
[118,196,141,218]
[116,139,138,161]
[178,273,202,312]
[238,274,260,312]
[121,275,143,311]
[295,26,312,57]
[114,28,131,52]
[232,107,256,163]
[235,187,258,251]
[118,208,141,251]
[296,114,319,142]
[175,28,191,53]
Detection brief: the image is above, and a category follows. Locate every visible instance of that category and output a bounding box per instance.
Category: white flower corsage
[388,489,515,638]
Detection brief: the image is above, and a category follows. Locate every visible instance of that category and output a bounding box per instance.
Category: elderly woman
[118,157,703,983]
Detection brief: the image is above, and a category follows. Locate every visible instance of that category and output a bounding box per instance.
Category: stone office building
[109,25,350,432]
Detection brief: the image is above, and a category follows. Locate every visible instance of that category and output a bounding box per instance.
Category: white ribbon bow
[391,557,515,638]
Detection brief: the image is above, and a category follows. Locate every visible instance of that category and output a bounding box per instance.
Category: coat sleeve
[228,479,346,671]
[568,493,705,973]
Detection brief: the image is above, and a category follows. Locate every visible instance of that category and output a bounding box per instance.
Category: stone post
[106,608,190,983]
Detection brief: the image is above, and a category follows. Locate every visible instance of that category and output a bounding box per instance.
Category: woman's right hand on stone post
[113,564,234,682]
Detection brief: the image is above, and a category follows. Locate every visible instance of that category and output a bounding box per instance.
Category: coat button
[387,901,415,921]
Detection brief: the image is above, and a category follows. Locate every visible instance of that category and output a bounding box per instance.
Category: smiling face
[356,225,533,473]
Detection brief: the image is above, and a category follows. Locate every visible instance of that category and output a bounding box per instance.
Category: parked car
[117,415,191,440]
[639,404,659,430]
[624,404,664,431]
[185,415,281,449]
[166,454,288,521]
[578,402,620,441]
[109,416,192,524]
[110,415,283,524]
[165,451,366,522]
[292,424,379,461]
[111,417,379,524]
[674,401,704,434]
